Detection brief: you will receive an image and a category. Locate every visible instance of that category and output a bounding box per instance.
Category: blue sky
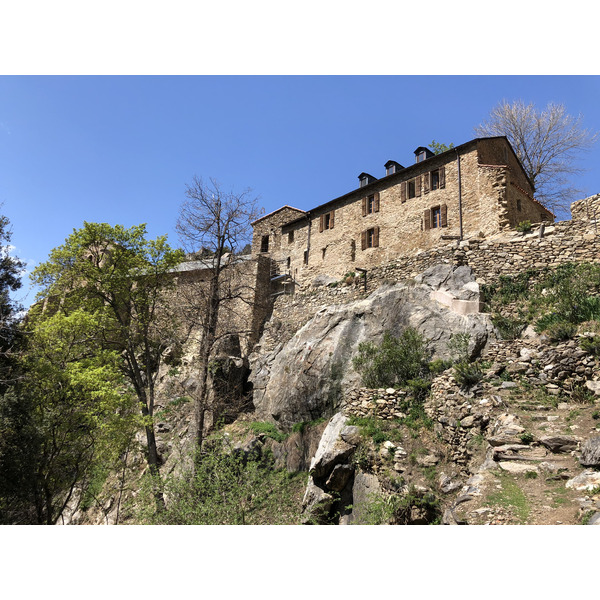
[1,75,599,307]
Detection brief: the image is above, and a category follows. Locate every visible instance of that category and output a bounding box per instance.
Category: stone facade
[251,137,554,285]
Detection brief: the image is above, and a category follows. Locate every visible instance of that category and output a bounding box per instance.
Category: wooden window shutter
[424,209,431,230]
[415,175,422,197]
[362,197,367,217]
[423,172,430,194]
[330,210,335,229]
[373,226,380,248]
[400,182,406,203]
[319,214,324,233]
[439,166,446,188]
[374,191,380,212]
[361,230,367,250]
[441,204,448,227]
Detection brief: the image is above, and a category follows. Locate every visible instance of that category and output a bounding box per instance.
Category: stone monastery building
[251,136,554,285]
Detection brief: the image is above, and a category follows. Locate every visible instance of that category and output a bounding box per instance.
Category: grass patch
[247,421,288,443]
[486,473,531,523]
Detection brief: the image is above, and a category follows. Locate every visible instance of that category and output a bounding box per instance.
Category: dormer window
[358,172,378,188]
[384,160,403,176]
[413,146,434,163]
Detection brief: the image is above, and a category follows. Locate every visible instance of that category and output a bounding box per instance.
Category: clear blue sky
[1,75,599,307]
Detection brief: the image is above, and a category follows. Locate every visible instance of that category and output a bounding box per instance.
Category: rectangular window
[319,210,335,232]
[260,235,269,253]
[408,180,416,199]
[517,198,522,211]
[362,192,380,216]
[286,256,291,269]
[424,205,448,230]
[367,195,375,214]
[288,231,294,243]
[361,227,380,249]
[431,170,440,190]
[303,250,309,265]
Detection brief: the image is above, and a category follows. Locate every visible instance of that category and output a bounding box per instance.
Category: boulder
[580,436,600,468]
[301,479,334,524]
[250,266,494,428]
[566,470,600,491]
[585,380,600,396]
[540,435,580,453]
[309,413,354,480]
[346,471,382,524]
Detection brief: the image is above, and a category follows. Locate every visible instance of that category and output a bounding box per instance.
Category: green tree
[429,140,455,155]
[31,222,184,510]
[0,212,25,390]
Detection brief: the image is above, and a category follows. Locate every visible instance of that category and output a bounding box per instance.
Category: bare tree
[475,100,597,214]
[176,177,263,451]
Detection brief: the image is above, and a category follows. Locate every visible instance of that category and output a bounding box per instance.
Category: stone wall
[259,209,600,354]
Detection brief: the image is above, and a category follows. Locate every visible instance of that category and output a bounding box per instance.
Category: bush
[453,361,483,388]
[581,335,600,356]
[516,220,533,233]
[492,314,526,340]
[352,328,430,388]
[543,320,578,342]
[135,433,303,524]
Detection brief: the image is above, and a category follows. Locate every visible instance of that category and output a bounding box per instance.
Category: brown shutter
[400,182,406,203]
[423,172,430,194]
[424,209,431,230]
[373,226,379,248]
[319,214,324,232]
[362,197,367,217]
[374,191,380,212]
[441,204,448,227]
[330,210,335,229]
[415,176,422,197]
[439,166,446,188]
[361,230,367,250]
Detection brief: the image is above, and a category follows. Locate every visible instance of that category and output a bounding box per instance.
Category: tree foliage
[30,222,184,510]
[0,309,138,524]
[475,100,598,213]
[429,140,454,155]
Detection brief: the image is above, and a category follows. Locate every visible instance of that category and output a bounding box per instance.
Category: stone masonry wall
[258,205,600,354]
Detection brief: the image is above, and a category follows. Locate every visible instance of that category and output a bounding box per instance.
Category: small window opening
[367,194,375,214]
[408,180,416,199]
[324,213,331,230]
[416,151,427,163]
[322,248,326,260]
[432,207,442,228]
[286,256,291,270]
[288,231,294,243]
[260,235,269,253]
[350,239,356,262]
[517,198,522,211]
[303,250,309,265]
[431,170,440,190]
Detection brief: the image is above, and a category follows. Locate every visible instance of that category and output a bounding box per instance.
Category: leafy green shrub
[447,332,472,363]
[524,470,538,479]
[581,335,600,356]
[543,320,578,342]
[361,486,440,525]
[453,361,483,388]
[135,433,304,525]
[492,314,526,340]
[353,328,430,388]
[516,220,532,233]
[429,358,452,374]
[406,377,432,402]
[520,432,534,445]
